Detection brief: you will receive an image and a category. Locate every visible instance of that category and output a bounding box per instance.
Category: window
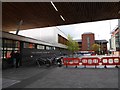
[2,39,20,59]
[37,45,45,49]
[46,46,51,50]
[29,43,35,48]
[23,42,35,48]
[87,37,90,44]
[24,42,29,48]
[87,37,90,50]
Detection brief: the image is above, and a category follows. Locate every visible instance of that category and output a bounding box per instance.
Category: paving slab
[2,66,118,88]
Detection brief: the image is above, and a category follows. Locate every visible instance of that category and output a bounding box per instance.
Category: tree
[91,44,100,54]
[66,34,79,55]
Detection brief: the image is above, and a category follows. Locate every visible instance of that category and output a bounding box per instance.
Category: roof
[2,2,120,32]
[111,26,119,34]
[82,32,94,34]
[95,40,108,43]
[74,39,82,43]
[75,39,108,43]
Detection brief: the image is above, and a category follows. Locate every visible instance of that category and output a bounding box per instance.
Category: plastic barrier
[101,57,120,68]
[81,57,100,68]
[63,58,80,68]
[63,57,120,68]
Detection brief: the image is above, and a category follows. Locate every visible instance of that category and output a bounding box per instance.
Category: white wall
[39,27,56,44]
[9,27,68,48]
[38,27,68,44]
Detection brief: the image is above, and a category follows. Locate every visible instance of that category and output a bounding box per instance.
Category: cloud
[58,19,118,41]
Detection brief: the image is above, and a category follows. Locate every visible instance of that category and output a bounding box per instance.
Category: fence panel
[101,57,120,65]
[63,57,120,68]
[81,57,100,66]
[63,58,80,67]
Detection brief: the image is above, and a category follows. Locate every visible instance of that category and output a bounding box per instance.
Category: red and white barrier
[101,57,120,65]
[63,56,120,68]
[63,58,80,67]
[81,57,100,66]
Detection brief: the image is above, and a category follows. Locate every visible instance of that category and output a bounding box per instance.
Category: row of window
[87,37,90,50]
[2,39,57,59]
[2,39,20,59]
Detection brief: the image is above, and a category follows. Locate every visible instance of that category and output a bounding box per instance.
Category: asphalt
[2,64,119,89]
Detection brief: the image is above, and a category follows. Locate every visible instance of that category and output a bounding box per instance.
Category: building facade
[82,32,95,51]
[10,27,68,50]
[95,40,108,54]
[1,31,68,69]
[75,32,108,54]
[110,27,120,56]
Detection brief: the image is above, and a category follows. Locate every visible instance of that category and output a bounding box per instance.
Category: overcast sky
[10,19,118,48]
[57,19,118,41]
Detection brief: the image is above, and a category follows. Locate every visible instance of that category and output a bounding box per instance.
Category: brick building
[82,32,95,51]
[75,32,108,54]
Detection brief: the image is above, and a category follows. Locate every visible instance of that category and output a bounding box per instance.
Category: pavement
[2,64,119,89]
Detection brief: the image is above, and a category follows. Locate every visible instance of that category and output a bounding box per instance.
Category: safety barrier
[81,57,100,68]
[63,58,80,68]
[101,57,120,68]
[63,56,120,68]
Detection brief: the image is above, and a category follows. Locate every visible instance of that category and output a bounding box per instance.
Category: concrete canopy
[2,2,120,32]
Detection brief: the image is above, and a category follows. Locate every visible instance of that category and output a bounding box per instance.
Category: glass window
[14,48,19,50]
[87,37,90,49]
[29,43,35,48]
[7,48,12,50]
[46,46,51,50]
[37,45,45,49]
[87,37,90,44]
[24,42,35,48]
[24,42,29,48]
[2,39,20,59]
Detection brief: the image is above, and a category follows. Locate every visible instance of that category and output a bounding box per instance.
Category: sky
[10,19,118,49]
[57,19,118,40]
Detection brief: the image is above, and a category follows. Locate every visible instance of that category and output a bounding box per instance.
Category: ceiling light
[60,15,65,21]
[50,1,58,12]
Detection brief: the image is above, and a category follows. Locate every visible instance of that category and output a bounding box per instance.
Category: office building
[75,32,108,54]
